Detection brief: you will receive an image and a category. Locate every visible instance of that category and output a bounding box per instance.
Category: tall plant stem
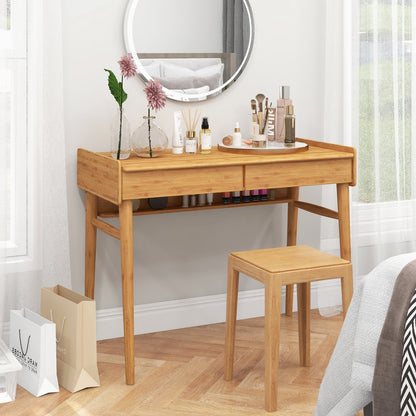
[148,107,153,157]
[117,76,124,160]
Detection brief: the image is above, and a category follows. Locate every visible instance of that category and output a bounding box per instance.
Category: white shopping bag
[9,309,59,397]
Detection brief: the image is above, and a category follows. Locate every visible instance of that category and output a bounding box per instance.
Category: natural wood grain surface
[225,246,353,411]
[1,312,360,416]
[85,192,98,299]
[119,199,135,385]
[77,140,355,203]
[77,139,355,387]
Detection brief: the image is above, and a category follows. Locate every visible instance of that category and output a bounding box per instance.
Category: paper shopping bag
[40,285,100,393]
[9,308,59,397]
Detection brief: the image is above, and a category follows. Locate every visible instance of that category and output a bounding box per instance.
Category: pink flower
[144,79,166,111]
[118,54,136,78]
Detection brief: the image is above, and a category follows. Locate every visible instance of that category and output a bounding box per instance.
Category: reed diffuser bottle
[185,130,197,153]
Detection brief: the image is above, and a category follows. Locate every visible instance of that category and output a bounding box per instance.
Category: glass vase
[132,115,168,158]
[110,107,131,160]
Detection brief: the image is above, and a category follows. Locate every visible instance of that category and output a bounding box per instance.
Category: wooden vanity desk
[77,138,356,385]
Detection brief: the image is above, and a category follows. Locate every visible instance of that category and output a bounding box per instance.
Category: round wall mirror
[124,0,254,102]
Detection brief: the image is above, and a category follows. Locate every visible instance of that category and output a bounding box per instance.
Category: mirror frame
[123,0,254,102]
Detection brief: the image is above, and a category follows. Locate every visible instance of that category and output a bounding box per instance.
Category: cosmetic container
[148,197,168,210]
[181,195,189,208]
[249,122,259,140]
[198,194,206,206]
[207,193,214,206]
[132,199,141,211]
[260,189,268,201]
[199,117,212,154]
[242,190,251,203]
[284,105,296,147]
[222,192,231,204]
[172,111,185,154]
[185,130,197,154]
[232,122,242,147]
[232,191,241,203]
[251,190,259,202]
[276,86,292,143]
[252,134,266,148]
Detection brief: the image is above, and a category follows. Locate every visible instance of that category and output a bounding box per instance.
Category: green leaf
[104,69,128,107]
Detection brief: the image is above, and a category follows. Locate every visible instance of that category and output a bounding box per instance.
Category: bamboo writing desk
[77,137,356,385]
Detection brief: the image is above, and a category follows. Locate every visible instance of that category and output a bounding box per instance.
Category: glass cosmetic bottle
[276,86,292,143]
[199,117,212,154]
[284,105,296,147]
[185,130,197,154]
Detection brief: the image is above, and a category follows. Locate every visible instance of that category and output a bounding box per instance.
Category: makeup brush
[262,106,270,134]
[256,93,265,131]
[250,99,258,123]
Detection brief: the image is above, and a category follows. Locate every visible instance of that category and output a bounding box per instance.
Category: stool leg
[297,282,311,367]
[264,278,282,412]
[341,265,353,318]
[224,261,240,381]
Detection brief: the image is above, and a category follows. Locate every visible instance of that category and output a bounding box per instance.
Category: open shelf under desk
[98,197,293,218]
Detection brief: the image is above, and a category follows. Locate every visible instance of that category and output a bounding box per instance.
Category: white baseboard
[96,280,342,341]
[0,281,342,342]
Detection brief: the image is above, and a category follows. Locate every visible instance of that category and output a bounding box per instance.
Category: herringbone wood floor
[1,311,358,416]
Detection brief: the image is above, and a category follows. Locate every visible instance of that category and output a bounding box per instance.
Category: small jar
[252,134,267,148]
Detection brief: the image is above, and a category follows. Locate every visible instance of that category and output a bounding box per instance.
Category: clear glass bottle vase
[110,107,131,160]
[132,114,168,158]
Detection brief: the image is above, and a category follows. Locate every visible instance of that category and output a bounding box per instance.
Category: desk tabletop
[92,138,355,173]
[77,138,356,205]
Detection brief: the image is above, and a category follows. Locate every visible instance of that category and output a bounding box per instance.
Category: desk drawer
[245,159,354,189]
[123,166,243,199]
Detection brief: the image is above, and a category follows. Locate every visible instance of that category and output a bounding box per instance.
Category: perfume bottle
[276,86,292,143]
[199,117,212,154]
[284,105,296,147]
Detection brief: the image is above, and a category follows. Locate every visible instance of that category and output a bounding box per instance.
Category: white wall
[62,1,326,315]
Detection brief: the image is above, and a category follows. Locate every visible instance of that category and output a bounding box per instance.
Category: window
[350,0,416,249]
[356,0,414,203]
[0,0,31,262]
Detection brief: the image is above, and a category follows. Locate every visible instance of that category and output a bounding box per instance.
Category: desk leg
[119,200,135,385]
[337,183,351,261]
[85,192,97,299]
[285,187,299,316]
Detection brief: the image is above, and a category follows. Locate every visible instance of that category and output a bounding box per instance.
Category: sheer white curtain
[0,0,71,338]
[321,0,416,281]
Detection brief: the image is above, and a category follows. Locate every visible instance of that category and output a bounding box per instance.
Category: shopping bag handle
[18,329,30,357]
[50,310,66,344]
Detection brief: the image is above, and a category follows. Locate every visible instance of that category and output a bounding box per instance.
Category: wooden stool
[224,245,353,412]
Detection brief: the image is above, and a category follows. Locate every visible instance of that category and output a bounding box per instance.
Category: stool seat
[231,245,350,275]
[224,245,353,412]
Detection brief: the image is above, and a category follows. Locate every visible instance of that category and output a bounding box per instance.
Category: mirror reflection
[124,0,254,102]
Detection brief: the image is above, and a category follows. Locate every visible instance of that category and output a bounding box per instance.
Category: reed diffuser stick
[182,108,201,133]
